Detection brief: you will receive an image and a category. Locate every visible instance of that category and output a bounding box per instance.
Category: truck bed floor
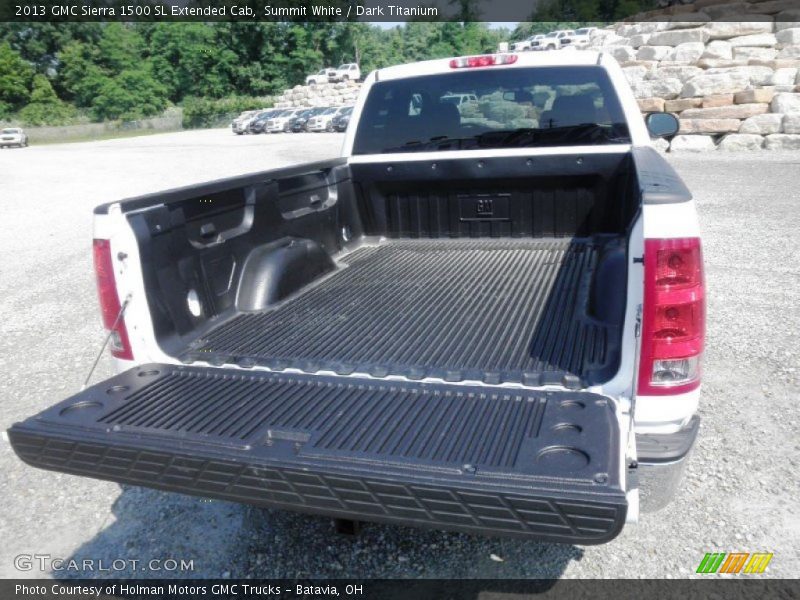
[184,239,621,386]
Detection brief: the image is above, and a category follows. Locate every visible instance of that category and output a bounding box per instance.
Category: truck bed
[183,238,623,387]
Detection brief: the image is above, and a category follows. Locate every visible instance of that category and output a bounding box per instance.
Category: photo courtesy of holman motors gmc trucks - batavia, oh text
[9,50,703,545]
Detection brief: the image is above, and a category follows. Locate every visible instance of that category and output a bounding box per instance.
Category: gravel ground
[0,131,797,580]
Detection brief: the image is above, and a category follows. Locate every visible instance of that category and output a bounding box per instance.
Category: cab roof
[375,51,605,82]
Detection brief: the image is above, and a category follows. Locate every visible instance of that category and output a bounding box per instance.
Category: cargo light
[93,239,133,360]
[449,54,518,69]
[638,237,705,395]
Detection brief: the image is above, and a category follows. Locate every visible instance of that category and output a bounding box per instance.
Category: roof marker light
[449,54,519,69]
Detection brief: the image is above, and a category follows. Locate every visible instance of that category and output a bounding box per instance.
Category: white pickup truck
[10,51,702,544]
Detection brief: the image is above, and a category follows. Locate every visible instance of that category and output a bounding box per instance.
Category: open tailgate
[9,364,627,544]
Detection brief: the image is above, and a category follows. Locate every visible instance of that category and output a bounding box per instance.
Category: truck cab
[9,51,701,543]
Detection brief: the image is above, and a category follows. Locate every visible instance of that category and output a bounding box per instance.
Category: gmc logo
[476,198,494,216]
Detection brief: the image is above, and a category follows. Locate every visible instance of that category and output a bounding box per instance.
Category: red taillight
[93,239,133,360]
[638,238,704,395]
[449,54,518,69]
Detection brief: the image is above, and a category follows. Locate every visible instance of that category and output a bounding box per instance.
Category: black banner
[4,579,800,600]
[2,0,800,22]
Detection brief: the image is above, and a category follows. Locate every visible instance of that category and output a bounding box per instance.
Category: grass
[30,127,185,146]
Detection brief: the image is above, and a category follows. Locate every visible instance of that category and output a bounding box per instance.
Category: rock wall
[589,13,800,150]
[273,81,361,109]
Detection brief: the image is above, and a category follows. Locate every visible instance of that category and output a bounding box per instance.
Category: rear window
[352,66,630,155]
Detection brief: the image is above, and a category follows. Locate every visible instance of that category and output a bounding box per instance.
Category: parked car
[231,111,260,135]
[512,34,545,52]
[331,106,353,132]
[536,30,576,51]
[0,127,28,148]
[10,51,700,546]
[332,63,360,82]
[306,68,336,86]
[306,106,346,132]
[263,109,301,133]
[289,107,327,132]
[248,109,282,134]
[572,27,599,49]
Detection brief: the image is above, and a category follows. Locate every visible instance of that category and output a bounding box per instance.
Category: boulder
[747,59,800,69]
[739,113,784,133]
[622,65,649,85]
[704,3,753,20]
[778,46,800,58]
[617,22,668,37]
[776,28,800,44]
[775,11,800,30]
[665,97,704,111]
[702,40,733,60]
[734,88,776,103]
[619,60,659,70]
[669,135,716,151]
[648,28,708,46]
[733,47,778,61]
[783,113,800,132]
[652,66,703,82]
[749,0,798,14]
[637,45,671,61]
[652,137,670,152]
[771,92,800,112]
[681,72,751,97]
[704,21,774,41]
[629,34,651,48]
[667,42,706,63]
[681,103,769,119]
[717,133,765,150]
[610,46,637,62]
[728,33,778,48]
[704,66,774,86]
[771,68,799,86]
[764,133,800,149]
[697,58,749,69]
[633,78,684,100]
[679,118,742,133]
[638,97,665,112]
[703,94,735,107]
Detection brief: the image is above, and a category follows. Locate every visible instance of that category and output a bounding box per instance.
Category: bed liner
[182,238,623,387]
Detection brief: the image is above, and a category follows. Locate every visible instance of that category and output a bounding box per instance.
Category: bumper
[636,415,700,512]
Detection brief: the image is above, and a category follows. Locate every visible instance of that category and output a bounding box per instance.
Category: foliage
[0,42,34,118]
[17,74,78,125]
[1,21,512,126]
[182,95,272,129]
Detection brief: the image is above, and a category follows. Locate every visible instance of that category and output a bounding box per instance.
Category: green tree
[0,42,34,117]
[18,74,77,125]
[148,23,238,101]
[91,67,168,120]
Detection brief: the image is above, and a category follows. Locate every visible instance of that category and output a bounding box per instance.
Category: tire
[342,75,349,82]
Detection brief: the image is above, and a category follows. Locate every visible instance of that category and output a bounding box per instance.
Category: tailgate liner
[183,239,621,387]
[9,365,626,543]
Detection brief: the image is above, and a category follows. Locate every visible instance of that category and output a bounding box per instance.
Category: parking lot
[0,129,797,579]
